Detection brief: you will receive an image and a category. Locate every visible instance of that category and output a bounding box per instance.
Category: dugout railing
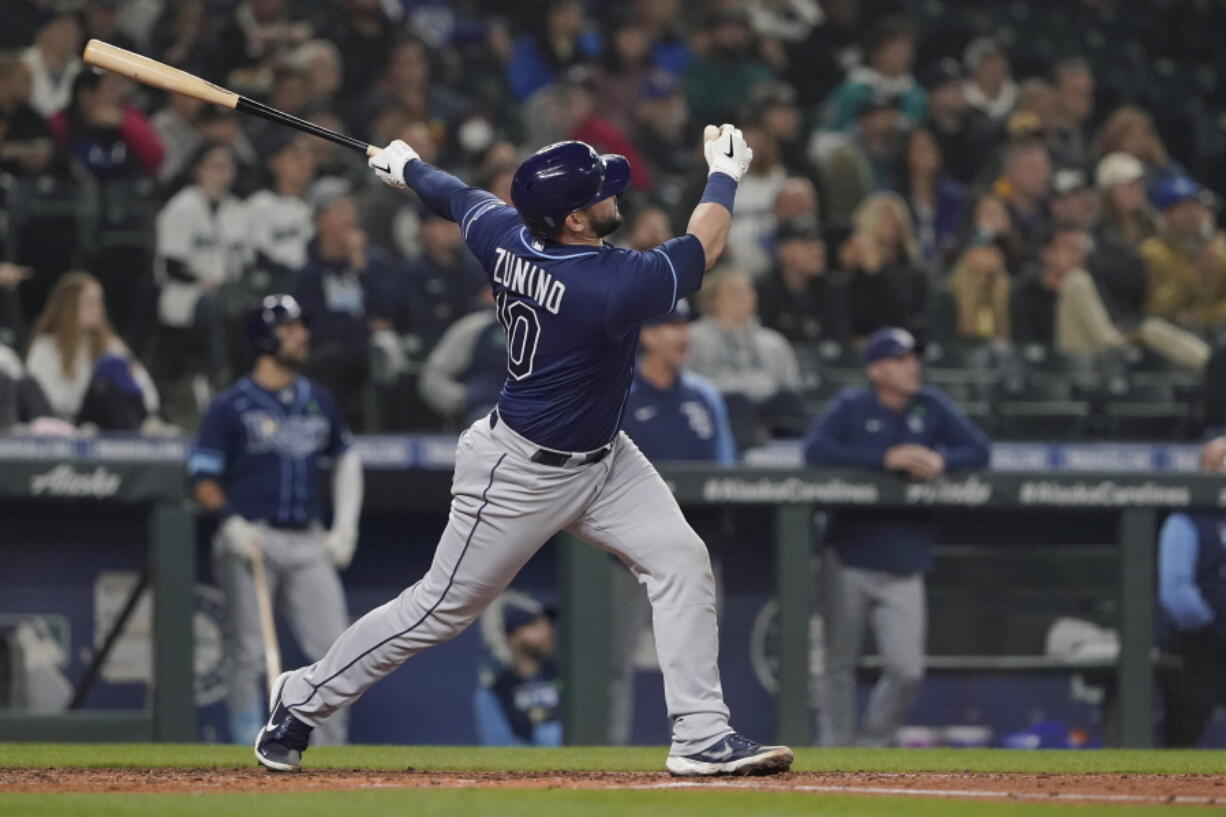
[2,441,1217,748]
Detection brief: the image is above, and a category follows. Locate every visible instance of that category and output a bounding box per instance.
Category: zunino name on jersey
[491,247,566,314]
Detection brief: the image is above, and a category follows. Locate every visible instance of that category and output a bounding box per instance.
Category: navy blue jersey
[187,376,351,526]
[621,370,736,464]
[404,162,707,452]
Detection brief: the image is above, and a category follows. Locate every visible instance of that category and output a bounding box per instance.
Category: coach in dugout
[804,327,989,746]
[1157,436,1226,746]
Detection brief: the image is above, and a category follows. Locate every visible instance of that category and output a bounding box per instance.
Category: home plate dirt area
[4,768,1226,806]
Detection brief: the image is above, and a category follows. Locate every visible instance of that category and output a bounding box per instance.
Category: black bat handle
[236,96,373,156]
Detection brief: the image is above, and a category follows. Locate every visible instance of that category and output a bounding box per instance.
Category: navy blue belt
[266,520,314,532]
[489,410,612,467]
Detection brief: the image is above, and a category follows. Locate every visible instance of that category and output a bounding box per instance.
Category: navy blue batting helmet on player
[511,141,631,238]
[248,294,303,355]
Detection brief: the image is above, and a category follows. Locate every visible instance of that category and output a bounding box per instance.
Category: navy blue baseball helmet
[248,294,303,356]
[511,141,630,238]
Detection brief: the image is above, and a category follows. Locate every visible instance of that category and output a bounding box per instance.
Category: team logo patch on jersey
[240,410,331,457]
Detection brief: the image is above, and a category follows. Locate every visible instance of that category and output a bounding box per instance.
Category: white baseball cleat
[666,733,794,777]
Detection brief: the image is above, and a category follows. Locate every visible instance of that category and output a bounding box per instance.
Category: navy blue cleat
[666,733,794,777]
[254,671,313,772]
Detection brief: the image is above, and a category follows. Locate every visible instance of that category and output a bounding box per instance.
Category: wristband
[700,172,737,214]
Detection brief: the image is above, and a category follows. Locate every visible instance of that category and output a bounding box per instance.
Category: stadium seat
[993,374,1092,440]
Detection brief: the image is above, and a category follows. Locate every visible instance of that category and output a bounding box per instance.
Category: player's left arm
[686,124,754,271]
[927,389,991,471]
[321,392,363,569]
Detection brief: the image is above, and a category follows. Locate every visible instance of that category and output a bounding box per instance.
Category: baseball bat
[248,546,283,699]
[82,39,380,158]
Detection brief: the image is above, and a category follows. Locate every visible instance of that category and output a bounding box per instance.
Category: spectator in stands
[294,177,403,430]
[507,0,600,102]
[780,0,860,109]
[1007,79,1056,142]
[962,37,1017,128]
[245,134,317,301]
[155,142,248,398]
[332,0,398,101]
[944,242,1011,344]
[1140,176,1226,332]
[21,13,82,117]
[25,271,158,424]
[824,16,923,130]
[684,7,775,126]
[622,204,673,252]
[757,216,849,344]
[632,72,697,208]
[211,0,312,94]
[473,595,561,746]
[407,211,487,349]
[812,93,906,228]
[1015,228,1208,369]
[896,126,966,264]
[418,286,501,427]
[626,0,689,76]
[747,82,808,177]
[1050,166,1151,338]
[565,72,652,192]
[291,39,344,115]
[594,17,664,131]
[80,0,136,55]
[0,342,57,432]
[150,94,207,186]
[841,192,928,339]
[151,0,209,75]
[960,192,1024,276]
[355,36,464,144]
[919,58,983,187]
[50,69,163,181]
[1095,105,1185,189]
[688,267,805,444]
[996,138,1052,253]
[1097,152,1158,247]
[804,327,990,747]
[1010,228,1077,348]
[0,52,54,178]
[0,263,30,350]
[246,65,314,155]
[1048,58,1096,171]
[1157,436,1226,746]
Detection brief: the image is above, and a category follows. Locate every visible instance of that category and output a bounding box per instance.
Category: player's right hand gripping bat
[83,39,382,158]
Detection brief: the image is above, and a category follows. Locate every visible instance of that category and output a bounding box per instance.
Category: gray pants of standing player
[216,525,349,745]
[817,548,925,747]
[279,412,733,756]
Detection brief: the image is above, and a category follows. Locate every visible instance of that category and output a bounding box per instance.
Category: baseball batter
[189,295,363,746]
[256,126,794,776]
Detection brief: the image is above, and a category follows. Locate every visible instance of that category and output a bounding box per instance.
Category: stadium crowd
[1,0,1225,444]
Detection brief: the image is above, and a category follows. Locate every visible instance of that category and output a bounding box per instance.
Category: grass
[2,744,1223,817]
[1,744,1224,775]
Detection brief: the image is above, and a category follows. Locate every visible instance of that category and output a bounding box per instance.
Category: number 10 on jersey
[495,292,540,381]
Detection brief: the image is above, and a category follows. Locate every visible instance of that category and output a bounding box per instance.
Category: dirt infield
[4,768,1226,806]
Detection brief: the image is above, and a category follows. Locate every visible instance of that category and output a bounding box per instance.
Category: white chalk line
[624,780,1223,806]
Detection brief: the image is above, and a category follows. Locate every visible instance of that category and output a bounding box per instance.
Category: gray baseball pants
[216,525,349,745]
[817,548,926,747]
[279,412,733,755]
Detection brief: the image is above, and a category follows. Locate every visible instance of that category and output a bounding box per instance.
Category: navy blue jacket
[803,385,990,574]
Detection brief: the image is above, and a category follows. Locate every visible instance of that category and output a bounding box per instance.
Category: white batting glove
[703,123,753,182]
[220,515,265,564]
[324,525,358,569]
[368,139,419,190]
